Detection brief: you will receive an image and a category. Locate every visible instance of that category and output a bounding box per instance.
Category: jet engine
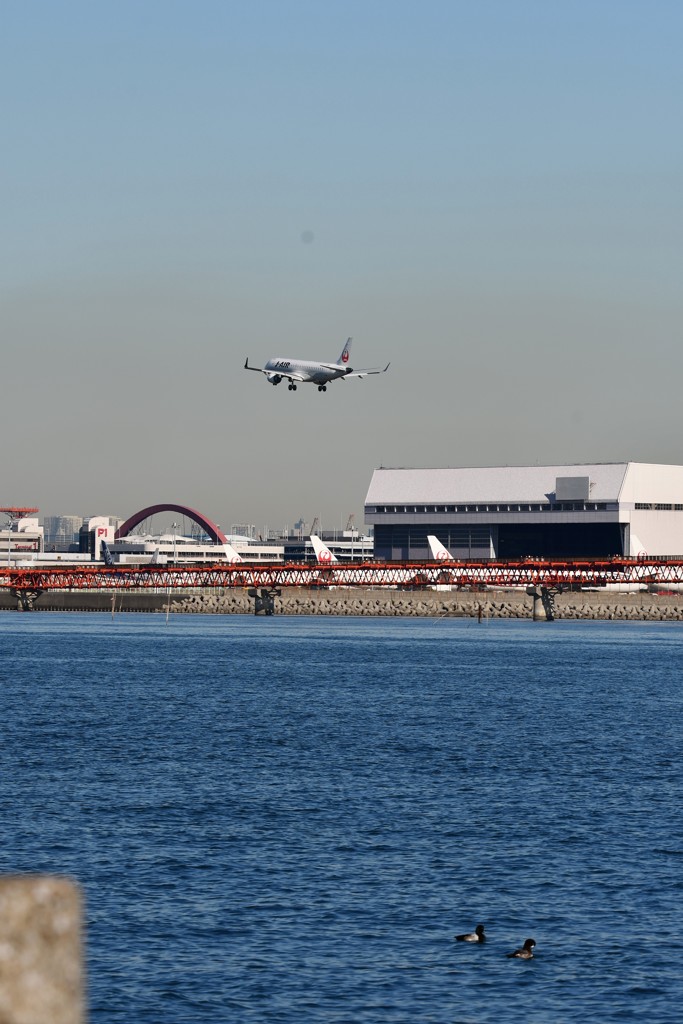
[267,374,282,386]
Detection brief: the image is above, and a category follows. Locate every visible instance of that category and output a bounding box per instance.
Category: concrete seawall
[176,588,683,620]
[3,588,683,620]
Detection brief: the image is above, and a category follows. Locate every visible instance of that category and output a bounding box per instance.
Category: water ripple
[1,614,681,1022]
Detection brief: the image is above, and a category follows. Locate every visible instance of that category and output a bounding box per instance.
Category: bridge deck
[2,559,683,592]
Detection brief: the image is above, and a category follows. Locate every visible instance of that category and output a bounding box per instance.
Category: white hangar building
[364,463,683,561]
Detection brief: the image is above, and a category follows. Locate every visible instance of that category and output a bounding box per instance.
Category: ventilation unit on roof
[555,476,590,501]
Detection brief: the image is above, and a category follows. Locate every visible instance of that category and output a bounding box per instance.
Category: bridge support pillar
[247,588,281,615]
[527,585,558,621]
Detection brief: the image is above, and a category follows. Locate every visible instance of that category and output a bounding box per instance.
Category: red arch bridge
[3,558,683,597]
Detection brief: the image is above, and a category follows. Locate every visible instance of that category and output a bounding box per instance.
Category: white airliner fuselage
[244,338,389,392]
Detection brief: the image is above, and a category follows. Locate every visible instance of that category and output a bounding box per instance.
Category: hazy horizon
[3,1,682,532]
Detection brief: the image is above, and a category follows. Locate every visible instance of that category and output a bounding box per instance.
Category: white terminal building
[107,533,285,565]
[365,463,683,561]
[0,516,44,565]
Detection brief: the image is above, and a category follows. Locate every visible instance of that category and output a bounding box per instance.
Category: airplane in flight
[244,337,389,392]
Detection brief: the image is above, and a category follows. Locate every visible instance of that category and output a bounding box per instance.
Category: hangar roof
[365,463,683,506]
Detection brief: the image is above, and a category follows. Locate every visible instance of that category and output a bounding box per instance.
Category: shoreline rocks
[175,588,683,621]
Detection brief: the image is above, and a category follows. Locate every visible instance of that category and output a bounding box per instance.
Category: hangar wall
[365,463,683,561]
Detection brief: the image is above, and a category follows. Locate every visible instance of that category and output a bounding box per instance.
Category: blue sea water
[0,612,682,1023]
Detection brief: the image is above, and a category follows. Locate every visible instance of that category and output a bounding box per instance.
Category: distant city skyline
[3,2,682,529]
[29,501,368,540]
[23,507,362,542]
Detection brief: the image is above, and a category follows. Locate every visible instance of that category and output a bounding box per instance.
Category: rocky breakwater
[176,588,683,620]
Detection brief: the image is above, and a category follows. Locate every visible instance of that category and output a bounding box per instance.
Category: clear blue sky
[2,1,682,534]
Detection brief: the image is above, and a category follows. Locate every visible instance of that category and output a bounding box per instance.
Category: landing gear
[288,383,297,391]
[317,385,327,392]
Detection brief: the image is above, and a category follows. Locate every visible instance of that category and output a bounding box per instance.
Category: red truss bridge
[2,558,683,594]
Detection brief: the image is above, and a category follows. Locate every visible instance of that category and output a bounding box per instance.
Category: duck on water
[455,924,486,943]
[506,938,536,959]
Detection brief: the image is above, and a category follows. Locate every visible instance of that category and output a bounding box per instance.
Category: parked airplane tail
[310,535,338,563]
[336,337,352,366]
[223,543,244,564]
[427,535,454,561]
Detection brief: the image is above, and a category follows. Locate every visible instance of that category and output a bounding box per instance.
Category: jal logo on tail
[341,346,350,364]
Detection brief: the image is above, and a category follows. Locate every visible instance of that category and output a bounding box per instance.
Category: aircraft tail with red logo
[336,337,352,366]
[428,535,455,561]
[310,535,339,563]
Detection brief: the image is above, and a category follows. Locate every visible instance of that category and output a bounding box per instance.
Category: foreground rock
[0,876,86,1024]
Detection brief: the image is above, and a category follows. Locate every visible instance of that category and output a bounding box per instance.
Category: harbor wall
[176,588,683,620]
[2,588,683,619]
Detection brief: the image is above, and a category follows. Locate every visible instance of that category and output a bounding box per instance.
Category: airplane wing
[342,363,391,379]
[316,361,391,377]
[244,358,307,382]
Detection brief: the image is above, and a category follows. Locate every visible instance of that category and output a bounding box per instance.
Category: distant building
[109,533,284,565]
[283,533,374,562]
[43,515,84,551]
[79,516,123,559]
[231,524,257,540]
[365,463,683,560]
[0,516,44,564]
